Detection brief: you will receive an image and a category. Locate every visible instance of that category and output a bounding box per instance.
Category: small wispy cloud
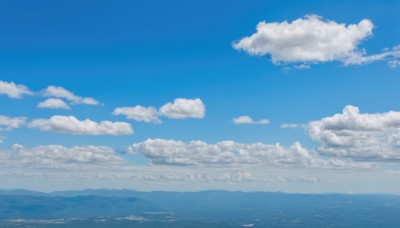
[42,86,99,105]
[37,98,71,110]
[281,123,306,129]
[233,115,269,125]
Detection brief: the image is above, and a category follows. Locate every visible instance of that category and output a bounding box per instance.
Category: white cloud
[42,86,99,105]
[128,138,372,169]
[159,98,205,119]
[0,115,26,130]
[113,105,161,123]
[37,98,71,110]
[0,82,100,107]
[0,144,125,168]
[29,115,133,135]
[307,105,400,161]
[0,81,33,99]
[233,15,400,67]
[233,115,269,125]
[233,15,373,64]
[115,98,206,123]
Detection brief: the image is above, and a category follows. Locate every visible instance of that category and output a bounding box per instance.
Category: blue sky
[1,0,400,193]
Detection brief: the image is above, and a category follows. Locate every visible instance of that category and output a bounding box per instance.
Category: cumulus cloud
[127,138,372,169]
[233,15,400,67]
[233,115,269,125]
[114,98,206,123]
[0,82,100,107]
[42,86,99,105]
[0,115,26,130]
[307,105,400,161]
[0,144,124,168]
[0,81,33,99]
[37,98,71,110]
[29,115,133,135]
[113,106,161,123]
[159,98,205,119]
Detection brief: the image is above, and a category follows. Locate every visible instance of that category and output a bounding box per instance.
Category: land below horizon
[0,189,399,227]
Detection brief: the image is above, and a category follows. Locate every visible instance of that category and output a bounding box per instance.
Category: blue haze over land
[0,190,400,227]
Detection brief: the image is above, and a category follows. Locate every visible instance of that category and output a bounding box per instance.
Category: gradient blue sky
[1,0,400,193]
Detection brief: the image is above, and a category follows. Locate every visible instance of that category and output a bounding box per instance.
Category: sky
[1,0,400,193]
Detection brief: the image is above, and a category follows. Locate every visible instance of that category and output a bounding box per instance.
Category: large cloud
[127,138,372,169]
[307,105,400,161]
[233,15,400,67]
[29,115,133,135]
[0,115,26,130]
[42,86,99,105]
[0,81,33,99]
[113,105,161,123]
[159,98,205,119]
